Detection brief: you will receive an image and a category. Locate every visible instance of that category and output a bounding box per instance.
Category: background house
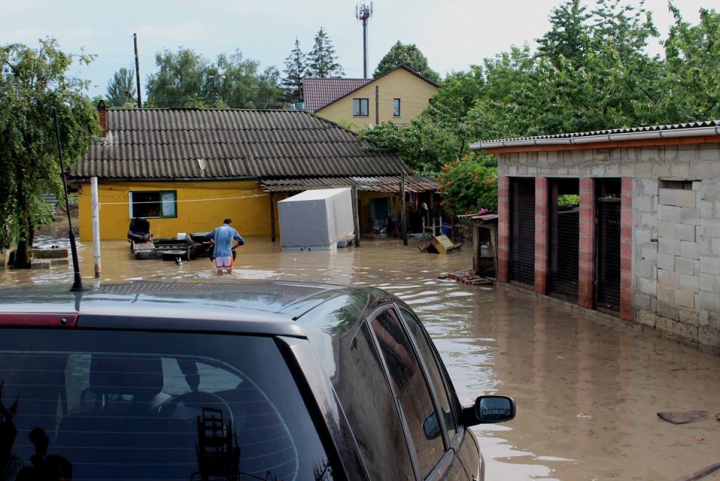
[70,104,436,241]
[472,121,720,350]
[302,65,439,131]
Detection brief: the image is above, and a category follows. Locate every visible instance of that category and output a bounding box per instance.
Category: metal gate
[596,198,621,311]
[510,179,535,285]
[547,180,579,300]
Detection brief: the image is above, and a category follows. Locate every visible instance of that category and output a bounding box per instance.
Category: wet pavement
[3,229,720,480]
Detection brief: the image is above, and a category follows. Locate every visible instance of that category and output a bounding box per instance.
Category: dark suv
[0,280,514,481]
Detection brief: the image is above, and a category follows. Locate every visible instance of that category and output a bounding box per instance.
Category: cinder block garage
[472,121,720,350]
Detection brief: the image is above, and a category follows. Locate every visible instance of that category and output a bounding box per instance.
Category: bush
[437,152,498,216]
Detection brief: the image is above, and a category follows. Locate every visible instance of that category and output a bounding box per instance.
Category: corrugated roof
[71,108,410,180]
[259,175,438,193]
[302,78,372,112]
[474,120,720,149]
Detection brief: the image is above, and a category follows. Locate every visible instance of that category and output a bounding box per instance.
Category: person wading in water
[205,218,245,275]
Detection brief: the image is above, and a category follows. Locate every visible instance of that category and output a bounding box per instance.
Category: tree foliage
[0,39,100,266]
[436,152,498,216]
[661,5,720,121]
[306,28,344,78]
[282,38,307,104]
[360,0,720,216]
[373,42,441,83]
[145,48,282,109]
[106,67,136,107]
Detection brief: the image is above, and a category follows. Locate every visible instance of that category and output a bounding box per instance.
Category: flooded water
[3,227,720,481]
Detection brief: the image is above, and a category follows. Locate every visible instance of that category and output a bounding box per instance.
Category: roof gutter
[470,124,720,150]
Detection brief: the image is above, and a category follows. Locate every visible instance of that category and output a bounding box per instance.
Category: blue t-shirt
[206,224,245,257]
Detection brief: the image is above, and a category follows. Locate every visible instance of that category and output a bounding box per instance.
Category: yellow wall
[316,68,438,131]
[77,180,289,240]
[358,192,401,232]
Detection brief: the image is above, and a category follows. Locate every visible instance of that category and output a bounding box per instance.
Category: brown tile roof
[302,78,372,112]
[71,108,410,180]
[259,175,438,193]
[302,66,440,113]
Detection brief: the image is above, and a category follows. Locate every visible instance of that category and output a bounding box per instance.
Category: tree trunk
[13,239,31,268]
[12,187,32,268]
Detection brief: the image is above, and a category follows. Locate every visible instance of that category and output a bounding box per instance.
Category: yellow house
[302,65,440,131]
[70,105,437,240]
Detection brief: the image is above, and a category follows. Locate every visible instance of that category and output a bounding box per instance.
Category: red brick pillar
[620,177,633,321]
[535,177,548,294]
[497,176,510,283]
[579,178,596,308]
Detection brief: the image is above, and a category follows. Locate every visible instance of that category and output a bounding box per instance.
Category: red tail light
[0,313,78,327]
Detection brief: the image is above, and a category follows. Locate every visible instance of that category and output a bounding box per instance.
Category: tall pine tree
[282,38,307,104]
[307,28,344,78]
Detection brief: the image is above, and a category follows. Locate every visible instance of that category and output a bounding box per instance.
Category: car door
[367,306,470,480]
[397,306,477,481]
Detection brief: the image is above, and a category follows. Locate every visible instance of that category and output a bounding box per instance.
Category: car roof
[0,280,393,338]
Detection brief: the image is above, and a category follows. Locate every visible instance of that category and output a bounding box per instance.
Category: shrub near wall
[437,152,498,216]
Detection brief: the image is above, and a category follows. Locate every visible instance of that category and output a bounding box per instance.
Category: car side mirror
[462,395,516,427]
[422,412,441,440]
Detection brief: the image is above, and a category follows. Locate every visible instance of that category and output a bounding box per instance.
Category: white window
[129,191,177,218]
[353,98,369,117]
[393,98,401,117]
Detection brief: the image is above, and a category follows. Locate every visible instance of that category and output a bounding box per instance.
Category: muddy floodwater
[3,231,720,480]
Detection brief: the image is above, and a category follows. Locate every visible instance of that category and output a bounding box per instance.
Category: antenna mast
[356,2,373,78]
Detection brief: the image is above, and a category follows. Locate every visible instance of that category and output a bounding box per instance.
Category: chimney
[97,100,107,137]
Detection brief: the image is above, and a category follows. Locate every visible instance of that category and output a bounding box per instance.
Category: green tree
[360,117,462,175]
[282,38,307,104]
[373,42,441,83]
[436,152,498,216]
[146,48,282,109]
[146,48,208,107]
[307,28,344,78]
[207,51,282,109]
[661,5,720,121]
[0,39,100,267]
[106,67,136,107]
[537,0,591,69]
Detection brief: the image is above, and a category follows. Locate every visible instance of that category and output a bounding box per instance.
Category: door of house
[510,178,535,286]
[547,179,580,300]
[596,181,622,311]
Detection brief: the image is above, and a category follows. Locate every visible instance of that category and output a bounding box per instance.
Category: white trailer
[278,188,355,252]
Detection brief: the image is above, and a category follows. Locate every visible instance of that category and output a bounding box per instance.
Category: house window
[353,98,369,117]
[130,191,177,219]
[393,98,401,117]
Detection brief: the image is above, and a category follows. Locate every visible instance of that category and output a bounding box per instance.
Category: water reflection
[3,234,720,480]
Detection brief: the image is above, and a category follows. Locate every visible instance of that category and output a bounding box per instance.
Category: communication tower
[355,3,373,78]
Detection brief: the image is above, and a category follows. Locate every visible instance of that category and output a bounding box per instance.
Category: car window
[339,323,416,479]
[370,308,444,478]
[400,308,458,443]
[0,329,336,481]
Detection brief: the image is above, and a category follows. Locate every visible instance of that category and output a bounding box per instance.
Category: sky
[0,0,713,99]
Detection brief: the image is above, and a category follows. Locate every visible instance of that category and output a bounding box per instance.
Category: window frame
[366,304,456,479]
[398,306,459,445]
[129,190,178,219]
[393,98,402,117]
[353,98,370,117]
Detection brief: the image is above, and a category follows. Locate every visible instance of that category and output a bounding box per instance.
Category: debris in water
[657,411,711,425]
[576,413,593,420]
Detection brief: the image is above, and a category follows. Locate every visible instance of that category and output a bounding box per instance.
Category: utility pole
[133,33,142,108]
[355,3,373,78]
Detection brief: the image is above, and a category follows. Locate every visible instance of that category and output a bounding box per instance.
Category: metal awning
[259,175,438,193]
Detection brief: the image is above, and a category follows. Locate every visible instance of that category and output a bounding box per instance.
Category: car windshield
[0,328,336,481]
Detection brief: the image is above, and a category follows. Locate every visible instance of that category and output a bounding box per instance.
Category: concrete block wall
[497,143,720,350]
